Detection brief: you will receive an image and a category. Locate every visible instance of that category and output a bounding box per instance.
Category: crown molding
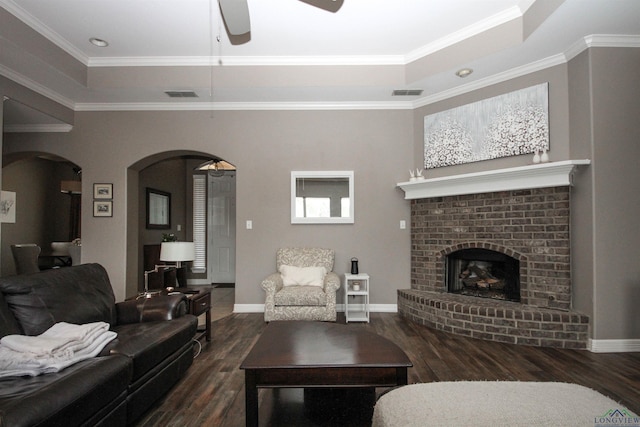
[75,33,640,113]
[74,100,415,112]
[565,34,640,62]
[412,53,567,109]
[3,24,638,113]
[3,123,73,133]
[586,34,640,48]
[0,64,75,109]
[404,6,523,63]
[0,0,89,65]
[88,55,406,68]
[412,34,640,109]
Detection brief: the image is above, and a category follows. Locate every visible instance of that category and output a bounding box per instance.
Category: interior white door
[207,173,236,284]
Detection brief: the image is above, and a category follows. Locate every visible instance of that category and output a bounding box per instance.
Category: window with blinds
[192,174,207,273]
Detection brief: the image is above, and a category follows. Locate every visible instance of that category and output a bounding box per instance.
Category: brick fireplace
[412,187,572,309]
[397,161,590,349]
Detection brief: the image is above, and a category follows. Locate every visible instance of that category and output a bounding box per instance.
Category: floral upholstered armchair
[261,248,341,322]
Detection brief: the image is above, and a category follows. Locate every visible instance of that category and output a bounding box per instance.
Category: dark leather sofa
[0,263,198,426]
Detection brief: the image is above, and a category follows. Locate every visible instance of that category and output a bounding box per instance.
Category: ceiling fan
[218,0,344,36]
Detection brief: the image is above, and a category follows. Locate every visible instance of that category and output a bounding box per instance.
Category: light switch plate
[246,220,253,229]
[400,220,406,229]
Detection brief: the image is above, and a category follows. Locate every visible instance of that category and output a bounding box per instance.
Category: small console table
[183,288,211,342]
[344,273,370,323]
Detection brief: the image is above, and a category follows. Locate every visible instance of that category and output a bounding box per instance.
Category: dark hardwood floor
[136,313,640,426]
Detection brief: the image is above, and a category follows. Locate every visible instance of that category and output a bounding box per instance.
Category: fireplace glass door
[446,248,520,302]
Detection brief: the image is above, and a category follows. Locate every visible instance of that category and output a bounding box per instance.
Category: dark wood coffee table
[240,321,412,427]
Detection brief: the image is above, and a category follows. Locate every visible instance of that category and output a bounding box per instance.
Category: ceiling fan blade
[298,0,344,13]
[218,0,251,35]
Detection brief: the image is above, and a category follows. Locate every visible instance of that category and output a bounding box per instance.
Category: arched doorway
[1,152,82,276]
[126,151,237,309]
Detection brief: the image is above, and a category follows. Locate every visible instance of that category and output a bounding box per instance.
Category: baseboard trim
[369,304,398,313]
[234,304,265,313]
[186,279,211,286]
[234,304,397,314]
[338,304,397,312]
[588,338,640,353]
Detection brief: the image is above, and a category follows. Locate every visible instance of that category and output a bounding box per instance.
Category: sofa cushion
[274,286,328,306]
[279,265,326,287]
[0,355,130,427]
[0,292,21,339]
[0,264,117,336]
[109,315,197,382]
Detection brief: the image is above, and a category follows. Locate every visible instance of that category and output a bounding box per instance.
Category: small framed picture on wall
[93,183,113,199]
[93,200,113,217]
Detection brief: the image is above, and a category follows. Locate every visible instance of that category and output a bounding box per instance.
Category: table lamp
[160,242,195,268]
[141,241,195,298]
[160,241,195,287]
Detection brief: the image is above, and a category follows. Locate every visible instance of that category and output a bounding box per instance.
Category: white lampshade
[160,242,195,262]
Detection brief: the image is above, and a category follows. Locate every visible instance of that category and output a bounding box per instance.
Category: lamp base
[176,267,187,288]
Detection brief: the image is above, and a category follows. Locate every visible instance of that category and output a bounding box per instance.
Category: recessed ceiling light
[90,37,109,47]
[456,68,473,78]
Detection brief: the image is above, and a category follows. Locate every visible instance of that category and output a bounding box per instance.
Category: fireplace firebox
[446,248,520,302]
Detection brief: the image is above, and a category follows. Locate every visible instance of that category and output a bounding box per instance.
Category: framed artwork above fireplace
[424,83,549,169]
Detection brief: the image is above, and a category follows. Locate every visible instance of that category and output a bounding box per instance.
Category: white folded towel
[41,330,117,374]
[0,322,117,379]
[1,321,110,357]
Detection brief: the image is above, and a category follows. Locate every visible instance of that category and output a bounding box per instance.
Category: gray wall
[588,47,640,340]
[568,47,640,340]
[3,109,413,306]
[568,49,596,330]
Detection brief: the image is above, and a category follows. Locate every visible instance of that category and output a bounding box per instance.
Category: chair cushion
[274,286,328,306]
[279,265,326,287]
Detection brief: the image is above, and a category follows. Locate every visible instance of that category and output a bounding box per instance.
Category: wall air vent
[165,90,198,98]
[392,89,423,96]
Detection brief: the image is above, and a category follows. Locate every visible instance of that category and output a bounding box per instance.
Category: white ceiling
[1,0,640,115]
[9,0,524,59]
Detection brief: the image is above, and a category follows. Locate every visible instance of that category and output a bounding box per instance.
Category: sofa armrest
[116,294,188,325]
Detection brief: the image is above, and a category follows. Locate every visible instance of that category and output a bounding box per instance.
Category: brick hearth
[397,186,590,349]
[398,290,589,349]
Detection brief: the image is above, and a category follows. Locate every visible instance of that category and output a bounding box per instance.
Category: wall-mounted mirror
[291,171,354,224]
[146,188,171,229]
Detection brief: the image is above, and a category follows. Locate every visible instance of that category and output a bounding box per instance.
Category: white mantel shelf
[397,160,591,200]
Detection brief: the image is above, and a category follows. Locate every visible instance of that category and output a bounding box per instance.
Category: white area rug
[372,382,637,427]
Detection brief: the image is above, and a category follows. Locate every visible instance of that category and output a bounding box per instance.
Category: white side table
[344,273,370,323]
